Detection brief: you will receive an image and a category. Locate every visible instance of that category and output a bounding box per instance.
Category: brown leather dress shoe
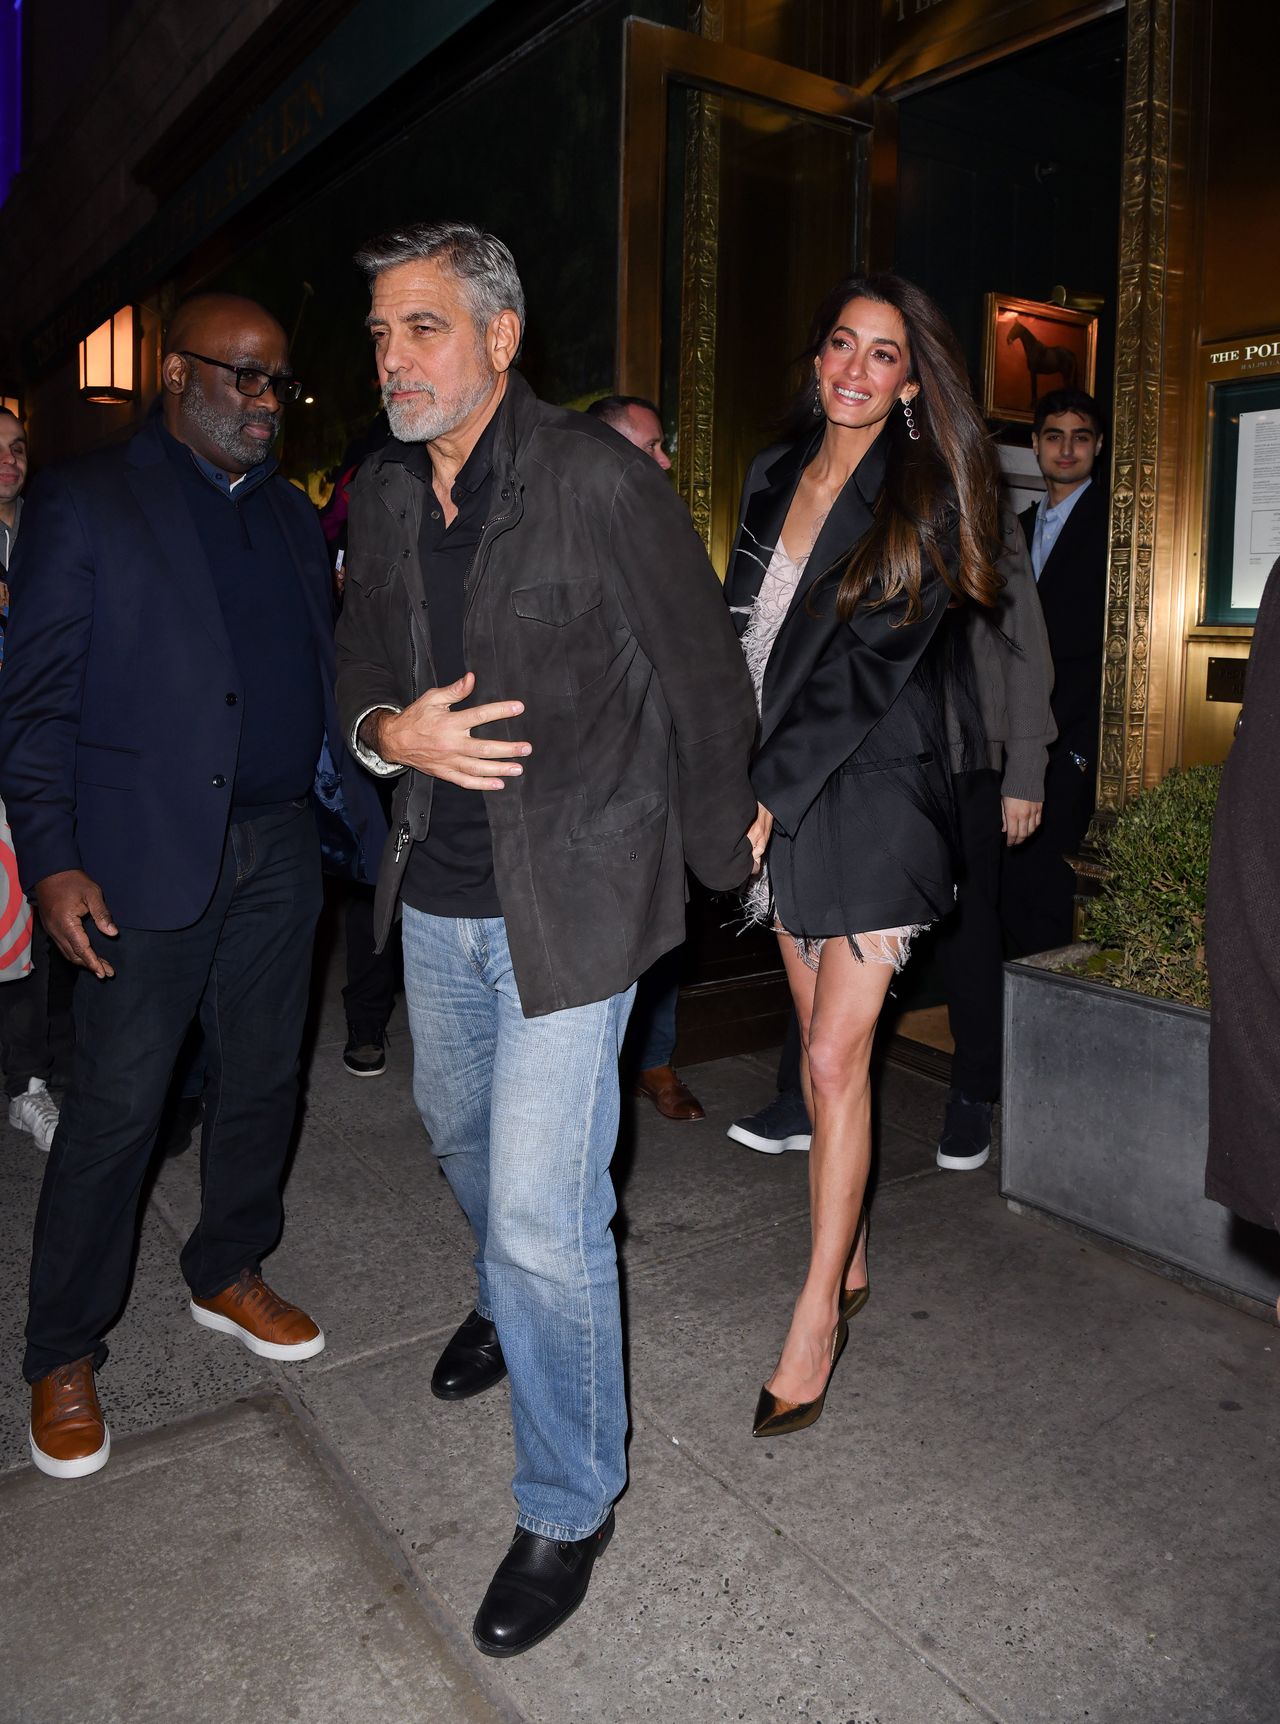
[30,1356,110,1479]
[190,1269,325,1361]
[634,1064,706,1121]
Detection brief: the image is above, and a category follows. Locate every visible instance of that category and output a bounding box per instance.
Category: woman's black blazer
[724,427,961,938]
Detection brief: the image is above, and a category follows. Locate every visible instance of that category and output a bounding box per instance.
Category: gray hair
[353,221,526,334]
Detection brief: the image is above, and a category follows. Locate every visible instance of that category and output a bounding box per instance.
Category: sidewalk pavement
[1,944,1276,1724]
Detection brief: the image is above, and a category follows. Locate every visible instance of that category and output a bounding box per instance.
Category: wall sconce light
[79,306,137,403]
[0,394,19,419]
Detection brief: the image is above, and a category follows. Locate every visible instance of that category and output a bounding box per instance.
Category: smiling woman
[724,271,1003,1440]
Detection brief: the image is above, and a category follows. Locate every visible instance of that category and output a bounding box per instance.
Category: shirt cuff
[350,705,406,777]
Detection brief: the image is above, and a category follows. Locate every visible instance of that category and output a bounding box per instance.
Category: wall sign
[1200,334,1280,626]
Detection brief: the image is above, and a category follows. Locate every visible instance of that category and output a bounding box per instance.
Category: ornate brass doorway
[618,19,893,575]
[615,21,894,1061]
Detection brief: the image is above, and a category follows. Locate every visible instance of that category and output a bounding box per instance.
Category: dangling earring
[903,396,920,441]
[812,373,823,417]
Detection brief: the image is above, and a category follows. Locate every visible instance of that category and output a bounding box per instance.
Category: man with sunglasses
[0,292,384,1479]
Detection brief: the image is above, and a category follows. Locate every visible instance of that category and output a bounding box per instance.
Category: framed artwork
[981,293,1098,424]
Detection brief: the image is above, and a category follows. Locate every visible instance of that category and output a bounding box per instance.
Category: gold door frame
[617,20,891,546]
[1099,0,1189,811]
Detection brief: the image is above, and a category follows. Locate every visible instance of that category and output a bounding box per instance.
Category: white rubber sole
[8,1112,56,1152]
[936,1143,991,1171]
[29,1423,110,1479]
[342,1062,386,1079]
[190,1302,326,1361]
[726,1123,812,1155]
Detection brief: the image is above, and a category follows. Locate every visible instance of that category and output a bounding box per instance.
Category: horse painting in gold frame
[981,293,1098,425]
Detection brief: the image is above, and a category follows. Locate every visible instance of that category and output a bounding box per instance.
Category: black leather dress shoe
[472,1511,614,1658]
[430,1309,507,1401]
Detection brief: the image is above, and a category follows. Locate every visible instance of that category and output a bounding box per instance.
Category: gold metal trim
[674,87,722,549]
[1098,0,1175,812]
[617,20,876,401]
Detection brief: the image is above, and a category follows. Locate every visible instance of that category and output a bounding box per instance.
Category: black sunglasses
[181,351,302,403]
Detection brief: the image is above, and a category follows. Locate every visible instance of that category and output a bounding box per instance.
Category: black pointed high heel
[752,1313,849,1438]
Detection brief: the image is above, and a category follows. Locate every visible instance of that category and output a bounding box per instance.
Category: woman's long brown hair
[791,274,1003,623]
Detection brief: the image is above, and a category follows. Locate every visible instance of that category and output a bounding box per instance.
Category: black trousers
[935,769,1005,1103]
[24,803,323,1383]
[340,882,400,1032]
[1000,746,1096,960]
[0,917,75,1098]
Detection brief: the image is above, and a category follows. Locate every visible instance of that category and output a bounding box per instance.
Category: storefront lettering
[1209,337,1280,371]
[201,72,327,223]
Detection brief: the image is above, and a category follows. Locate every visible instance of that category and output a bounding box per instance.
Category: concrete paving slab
[617,1057,809,1266]
[625,1171,1280,1724]
[293,1342,990,1722]
[150,1113,478,1373]
[618,1059,944,1278]
[0,1393,506,1724]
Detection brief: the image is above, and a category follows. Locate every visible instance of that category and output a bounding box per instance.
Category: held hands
[376,672,531,791]
[747,802,774,876]
[36,869,119,978]
[1001,796,1043,846]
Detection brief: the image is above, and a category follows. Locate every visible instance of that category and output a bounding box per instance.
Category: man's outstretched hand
[36,870,118,978]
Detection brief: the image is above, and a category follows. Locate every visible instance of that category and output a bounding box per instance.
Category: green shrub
[1081,764,1221,1010]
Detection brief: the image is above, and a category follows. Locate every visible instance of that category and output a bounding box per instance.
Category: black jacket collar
[728,424,888,622]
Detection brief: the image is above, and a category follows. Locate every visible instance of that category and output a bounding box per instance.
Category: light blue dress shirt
[1031,476,1091,581]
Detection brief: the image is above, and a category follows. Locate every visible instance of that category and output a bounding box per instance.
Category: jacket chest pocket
[510,579,609,696]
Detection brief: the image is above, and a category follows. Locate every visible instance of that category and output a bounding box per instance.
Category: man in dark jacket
[337,222,756,1658]
[1003,387,1109,956]
[0,293,385,1482]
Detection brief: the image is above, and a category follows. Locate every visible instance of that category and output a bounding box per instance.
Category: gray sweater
[948,506,1056,802]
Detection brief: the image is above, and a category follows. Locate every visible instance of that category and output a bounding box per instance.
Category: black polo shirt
[399,417,501,918]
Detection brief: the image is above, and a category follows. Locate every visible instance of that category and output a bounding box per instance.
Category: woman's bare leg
[767,934,894,1405]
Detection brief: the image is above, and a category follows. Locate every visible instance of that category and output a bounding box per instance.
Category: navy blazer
[1019,479,1109,756]
[0,417,386,929]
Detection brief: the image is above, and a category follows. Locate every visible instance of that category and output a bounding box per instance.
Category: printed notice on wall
[1232,409,1280,610]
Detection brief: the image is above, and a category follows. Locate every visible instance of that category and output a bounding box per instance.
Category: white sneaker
[9,1078,60,1151]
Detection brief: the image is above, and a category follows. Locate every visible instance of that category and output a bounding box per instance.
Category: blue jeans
[401,907,634,1541]
[626,943,682,1071]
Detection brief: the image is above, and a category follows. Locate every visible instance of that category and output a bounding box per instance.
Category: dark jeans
[341,881,400,1032]
[625,944,683,1072]
[1001,745,1096,960]
[0,917,75,1098]
[24,802,323,1383]
[935,769,1004,1103]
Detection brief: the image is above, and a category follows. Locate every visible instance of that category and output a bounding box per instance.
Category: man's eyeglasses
[181,351,302,403]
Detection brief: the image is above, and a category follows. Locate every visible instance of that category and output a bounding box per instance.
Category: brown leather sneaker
[30,1357,110,1479]
[190,1270,325,1361]
[634,1064,706,1122]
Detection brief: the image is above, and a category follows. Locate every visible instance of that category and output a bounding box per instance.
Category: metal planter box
[1001,954,1280,1307]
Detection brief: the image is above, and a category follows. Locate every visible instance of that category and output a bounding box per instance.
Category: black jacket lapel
[725,435,815,625]
[761,434,886,732]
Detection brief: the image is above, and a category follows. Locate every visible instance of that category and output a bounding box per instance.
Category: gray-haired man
[336,223,756,1657]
